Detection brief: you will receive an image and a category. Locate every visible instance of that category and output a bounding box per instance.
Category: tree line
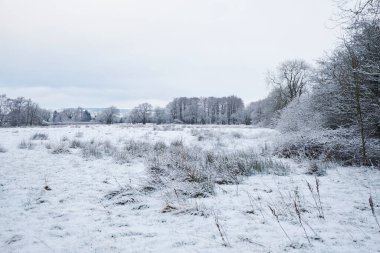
[0,94,253,126]
[110,96,251,125]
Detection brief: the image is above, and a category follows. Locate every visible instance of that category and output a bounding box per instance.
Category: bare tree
[130,103,152,124]
[334,0,380,27]
[97,106,120,124]
[152,107,169,124]
[267,59,311,110]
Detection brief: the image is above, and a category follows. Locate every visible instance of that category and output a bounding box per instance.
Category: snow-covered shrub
[18,140,35,150]
[80,140,117,158]
[276,95,323,133]
[209,151,289,182]
[153,141,167,152]
[102,140,116,155]
[276,94,380,166]
[148,144,215,198]
[31,132,49,140]
[122,140,150,157]
[306,161,328,176]
[276,129,380,167]
[51,142,71,154]
[69,139,82,149]
[259,157,290,176]
[114,150,131,164]
[81,141,104,158]
[170,139,183,148]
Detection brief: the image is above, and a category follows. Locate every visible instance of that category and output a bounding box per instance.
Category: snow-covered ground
[0,124,379,253]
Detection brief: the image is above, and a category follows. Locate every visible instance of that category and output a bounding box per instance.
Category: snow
[0,124,379,252]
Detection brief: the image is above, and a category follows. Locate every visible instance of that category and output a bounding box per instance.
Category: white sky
[0,0,340,109]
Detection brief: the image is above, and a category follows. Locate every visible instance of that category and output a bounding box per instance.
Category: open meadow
[0,124,379,253]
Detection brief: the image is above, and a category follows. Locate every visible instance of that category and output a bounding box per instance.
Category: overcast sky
[0,0,340,109]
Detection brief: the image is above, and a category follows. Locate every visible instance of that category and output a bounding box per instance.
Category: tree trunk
[351,53,369,165]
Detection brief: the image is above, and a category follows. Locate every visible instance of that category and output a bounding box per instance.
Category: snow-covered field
[0,124,379,253]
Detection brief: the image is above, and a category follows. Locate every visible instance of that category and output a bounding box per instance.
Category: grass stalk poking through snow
[213,213,231,247]
[268,205,292,243]
[306,177,325,219]
[294,200,311,245]
[369,195,380,232]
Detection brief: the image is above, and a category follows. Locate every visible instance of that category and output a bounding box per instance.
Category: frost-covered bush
[31,132,49,140]
[170,139,184,148]
[276,95,380,167]
[114,150,131,164]
[81,141,104,158]
[276,95,323,133]
[153,141,167,152]
[306,161,329,176]
[102,140,116,155]
[69,139,82,149]
[122,140,150,157]
[79,139,150,160]
[81,142,102,158]
[276,129,380,167]
[79,140,117,158]
[51,142,71,154]
[148,145,215,197]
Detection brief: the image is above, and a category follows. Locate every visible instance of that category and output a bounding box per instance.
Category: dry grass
[31,132,49,140]
[18,140,35,150]
[213,213,231,247]
[369,195,380,231]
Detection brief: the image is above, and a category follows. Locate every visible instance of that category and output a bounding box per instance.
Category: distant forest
[0,94,251,126]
